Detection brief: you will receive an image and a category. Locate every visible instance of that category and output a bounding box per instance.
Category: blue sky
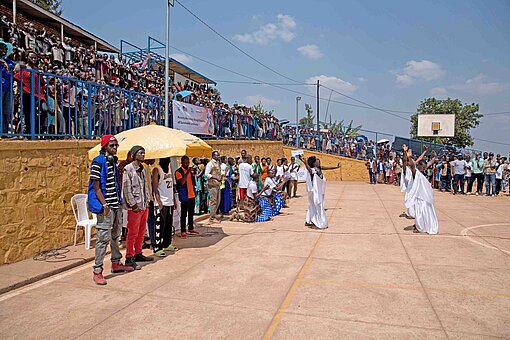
[62,0,509,154]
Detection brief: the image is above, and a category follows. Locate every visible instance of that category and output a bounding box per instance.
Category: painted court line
[263,191,343,339]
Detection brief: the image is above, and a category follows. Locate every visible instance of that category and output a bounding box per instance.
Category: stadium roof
[167,58,216,85]
[11,0,119,53]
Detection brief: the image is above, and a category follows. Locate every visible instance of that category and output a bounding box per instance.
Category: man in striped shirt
[88,134,134,286]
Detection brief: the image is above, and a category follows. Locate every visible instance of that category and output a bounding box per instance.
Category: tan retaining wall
[0,141,96,264]
[0,140,365,264]
[283,146,369,182]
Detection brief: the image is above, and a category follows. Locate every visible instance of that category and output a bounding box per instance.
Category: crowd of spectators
[365,149,510,197]
[0,15,282,139]
[282,125,377,160]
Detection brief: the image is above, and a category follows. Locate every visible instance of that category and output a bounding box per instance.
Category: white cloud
[358,77,367,82]
[396,60,445,86]
[233,14,297,45]
[449,74,504,96]
[245,95,280,107]
[297,44,323,59]
[430,87,448,97]
[305,75,357,96]
[170,53,192,64]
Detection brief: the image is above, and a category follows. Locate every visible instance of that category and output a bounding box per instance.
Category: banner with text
[291,149,307,182]
[172,101,215,135]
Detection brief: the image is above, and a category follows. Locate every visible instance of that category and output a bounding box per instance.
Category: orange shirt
[175,167,196,199]
[261,165,269,181]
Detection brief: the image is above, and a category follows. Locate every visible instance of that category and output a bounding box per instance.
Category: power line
[175,1,510,124]
[214,80,315,86]
[174,0,302,85]
[319,84,411,121]
[473,138,510,146]
[168,45,397,113]
[482,111,510,116]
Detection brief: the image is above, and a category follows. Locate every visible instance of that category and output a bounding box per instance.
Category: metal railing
[282,125,483,161]
[1,68,164,139]
[0,68,283,141]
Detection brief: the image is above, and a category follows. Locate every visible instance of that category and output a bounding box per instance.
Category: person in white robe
[299,155,340,229]
[403,145,439,234]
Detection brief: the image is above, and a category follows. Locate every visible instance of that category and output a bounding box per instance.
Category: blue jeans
[441,174,451,191]
[453,174,465,193]
[485,174,496,196]
[1,90,12,134]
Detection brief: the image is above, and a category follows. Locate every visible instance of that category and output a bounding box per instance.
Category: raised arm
[425,150,437,169]
[402,144,409,168]
[322,162,341,171]
[415,145,428,164]
[298,154,313,175]
[407,150,417,177]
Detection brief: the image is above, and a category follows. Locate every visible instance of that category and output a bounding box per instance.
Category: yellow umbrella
[87,125,212,160]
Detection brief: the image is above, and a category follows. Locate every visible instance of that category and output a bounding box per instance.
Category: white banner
[291,149,307,182]
[172,101,215,135]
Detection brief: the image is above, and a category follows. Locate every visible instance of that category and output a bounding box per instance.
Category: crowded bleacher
[0,12,281,140]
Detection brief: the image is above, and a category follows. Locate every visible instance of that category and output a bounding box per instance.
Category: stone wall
[207,140,285,161]
[0,140,96,264]
[283,146,369,182]
[0,139,366,265]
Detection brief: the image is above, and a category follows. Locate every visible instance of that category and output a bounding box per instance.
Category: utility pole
[164,0,174,128]
[296,96,301,148]
[316,79,320,151]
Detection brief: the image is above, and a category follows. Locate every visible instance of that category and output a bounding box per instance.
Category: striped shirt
[90,162,120,209]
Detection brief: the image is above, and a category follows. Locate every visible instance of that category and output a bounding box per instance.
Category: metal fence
[0,68,164,139]
[281,124,483,161]
[0,68,283,141]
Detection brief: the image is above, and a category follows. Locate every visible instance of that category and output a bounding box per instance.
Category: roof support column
[60,23,64,41]
[12,0,17,25]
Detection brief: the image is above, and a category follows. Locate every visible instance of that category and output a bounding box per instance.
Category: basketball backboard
[417,114,455,137]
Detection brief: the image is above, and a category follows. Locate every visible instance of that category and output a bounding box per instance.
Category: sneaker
[475,192,479,196]
[111,261,135,273]
[188,230,200,235]
[125,257,141,270]
[153,249,167,257]
[93,271,107,285]
[180,232,187,239]
[134,253,154,262]
[492,194,495,197]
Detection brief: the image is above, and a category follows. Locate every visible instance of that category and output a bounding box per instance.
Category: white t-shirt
[496,164,505,179]
[238,163,253,189]
[220,163,227,175]
[289,163,299,180]
[247,180,258,199]
[283,164,291,178]
[276,165,284,178]
[263,177,277,196]
[155,165,174,206]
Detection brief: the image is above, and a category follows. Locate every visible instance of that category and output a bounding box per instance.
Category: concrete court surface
[0,182,508,339]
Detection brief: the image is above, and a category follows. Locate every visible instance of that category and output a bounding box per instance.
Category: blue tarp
[173,90,193,100]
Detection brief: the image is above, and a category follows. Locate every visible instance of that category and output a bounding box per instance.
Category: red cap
[101,134,117,148]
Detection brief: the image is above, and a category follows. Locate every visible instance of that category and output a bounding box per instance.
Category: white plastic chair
[71,194,97,250]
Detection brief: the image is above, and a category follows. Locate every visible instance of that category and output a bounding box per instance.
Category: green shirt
[471,158,484,174]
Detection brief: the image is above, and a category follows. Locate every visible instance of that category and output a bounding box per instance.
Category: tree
[299,103,314,126]
[30,0,63,16]
[251,101,273,115]
[410,98,482,148]
[320,117,362,138]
